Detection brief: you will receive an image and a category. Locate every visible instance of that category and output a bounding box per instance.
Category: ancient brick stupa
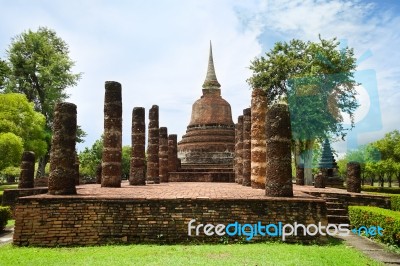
[173,43,235,182]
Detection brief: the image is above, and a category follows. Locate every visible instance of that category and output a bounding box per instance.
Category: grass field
[0,240,381,266]
[6,219,14,227]
[0,184,18,196]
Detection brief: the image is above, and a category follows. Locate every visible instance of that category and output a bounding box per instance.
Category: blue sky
[0,0,399,156]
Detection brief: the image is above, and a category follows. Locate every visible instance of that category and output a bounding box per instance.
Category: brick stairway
[323,196,349,224]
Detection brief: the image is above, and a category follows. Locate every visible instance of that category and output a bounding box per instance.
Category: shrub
[391,195,400,211]
[361,186,400,194]
[0,206,11,231]
[349,206,400,246]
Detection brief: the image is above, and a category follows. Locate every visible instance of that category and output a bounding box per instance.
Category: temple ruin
[10,43,392,248]
[174,43,235,182]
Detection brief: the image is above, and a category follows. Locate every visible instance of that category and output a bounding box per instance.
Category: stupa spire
[202,41,221,90]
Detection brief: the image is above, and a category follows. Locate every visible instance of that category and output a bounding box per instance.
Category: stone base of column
[129,167,146,185]
[314,173,326,188]
[251,181,265,189]
[146,177,160,184]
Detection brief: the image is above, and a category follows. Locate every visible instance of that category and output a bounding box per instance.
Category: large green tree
[0,93,47,173]
[248,37,358,184]
[1,27,82,177]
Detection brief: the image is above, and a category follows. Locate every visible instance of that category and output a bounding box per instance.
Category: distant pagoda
[318,139,336,169]
[318,139,343,188]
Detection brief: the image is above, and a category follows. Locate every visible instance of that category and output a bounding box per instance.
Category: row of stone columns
[99,83,179,187]
[25,83,362,195]
[235,89,293,196]
[48,81,181,195]
[233,88,365,196]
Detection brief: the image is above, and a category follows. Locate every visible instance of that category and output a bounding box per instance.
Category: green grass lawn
[6,219,14,227]
[0,184,18,196]
[0,240,381,266]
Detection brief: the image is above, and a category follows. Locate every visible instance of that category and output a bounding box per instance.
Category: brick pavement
[24,181,319,200]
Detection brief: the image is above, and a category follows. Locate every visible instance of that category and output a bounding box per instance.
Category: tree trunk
[388,174,392,187]
[36,152,50,178]
[397,174,400,187]
[303,139,314,185]
[378,175,384,187]
[294,140,302,168]
[370,176,374,186]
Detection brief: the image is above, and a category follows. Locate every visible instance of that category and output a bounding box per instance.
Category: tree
[79,137,103,178]
[344,145,370,185]
[248,37,358,184]
[0,132,23,171]
[79,137,131,180]
[2,27,82,177]
[0,93,47,174]
[371,130,400,187]
[0,59,9,90]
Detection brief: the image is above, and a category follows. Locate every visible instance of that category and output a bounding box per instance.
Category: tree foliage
[0,93,47,171]
[342,130,400,187]
[79,136,131,179]
[248,37,359,184]
[79,137,103,178]
[3,27,81,126]
[0,132,23,171]
[248,36,358,140]
[0,27,84,177]
[0,59,9,90]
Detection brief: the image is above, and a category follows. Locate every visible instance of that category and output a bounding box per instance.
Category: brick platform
[13,182,327,246]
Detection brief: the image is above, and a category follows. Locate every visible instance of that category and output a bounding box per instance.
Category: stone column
[251,88,267,189]
[129,107,146,185]
[296,164,305,186]
[235,115,244,184]
[177,158,182,171]
[314,172,326,188]
[168,134,178,173]
[147,105,160,184]
[242,108,251,186]
[159,127,169,182]
[74,152,80,185]
[48,102,77,195]
[18,151,35,189]
[101,81,122,188]
[96,163,102,184]
[347,162,361,193]
[265,104,293,197]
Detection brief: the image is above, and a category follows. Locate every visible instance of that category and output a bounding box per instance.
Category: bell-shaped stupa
[177,42,235,166]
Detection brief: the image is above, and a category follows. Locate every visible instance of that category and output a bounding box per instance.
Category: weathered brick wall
[14,197,326,246]
[2,188,48,215]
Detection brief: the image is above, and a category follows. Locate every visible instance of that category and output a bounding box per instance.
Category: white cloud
[235,0,400,154]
